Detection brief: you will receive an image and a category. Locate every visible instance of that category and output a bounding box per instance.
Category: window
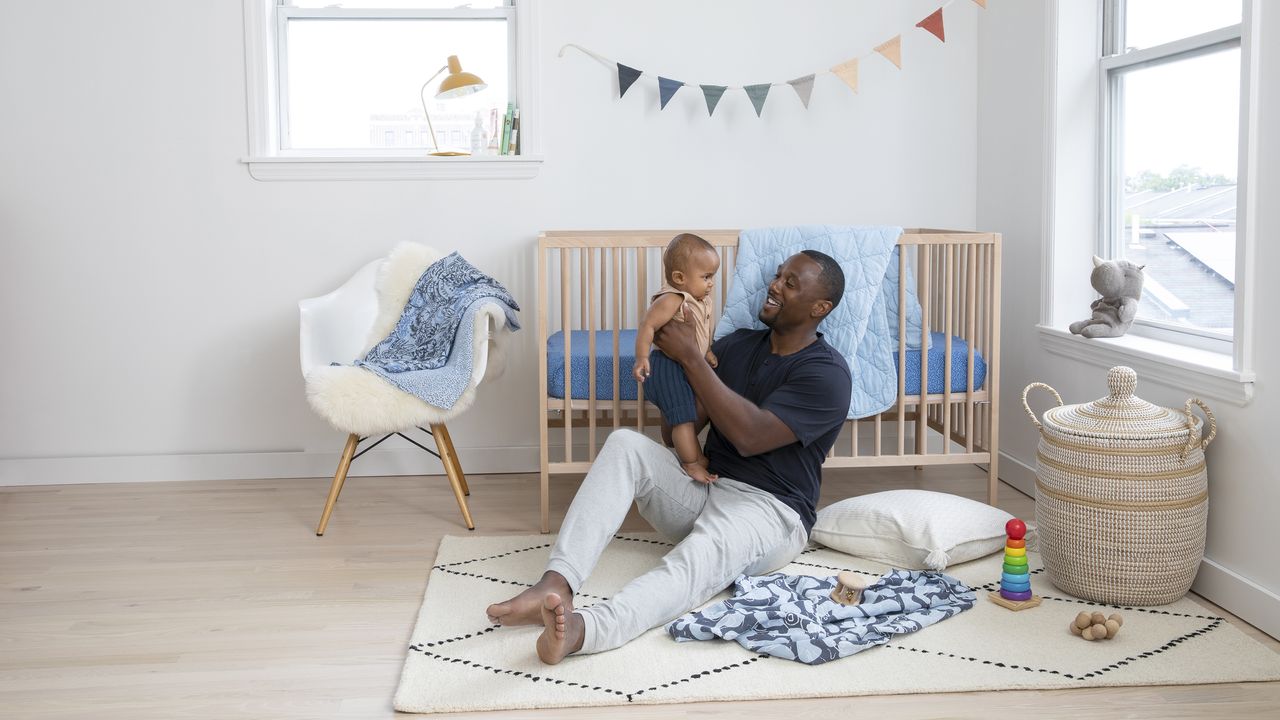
[242,0,540,180]
[1101,0,1243,348]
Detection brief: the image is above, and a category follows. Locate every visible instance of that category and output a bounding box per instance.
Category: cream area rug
[393,533,1280,713]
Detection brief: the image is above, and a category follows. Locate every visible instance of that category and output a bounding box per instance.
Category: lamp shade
[436,55,487,99]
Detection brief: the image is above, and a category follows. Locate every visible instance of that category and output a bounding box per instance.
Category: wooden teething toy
[831,571,870,605]
[1069,611,1124,640]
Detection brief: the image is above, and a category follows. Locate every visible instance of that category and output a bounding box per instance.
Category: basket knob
[1107,366,1137,399]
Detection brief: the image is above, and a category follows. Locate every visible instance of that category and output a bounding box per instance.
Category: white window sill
[1038,325,1254,406]
[242,155,543,181]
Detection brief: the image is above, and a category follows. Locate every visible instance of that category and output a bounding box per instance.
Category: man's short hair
[800,249,845,311]
[663,233,716,284]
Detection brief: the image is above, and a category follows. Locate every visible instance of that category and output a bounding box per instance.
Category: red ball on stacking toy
[1006,518,1026,540]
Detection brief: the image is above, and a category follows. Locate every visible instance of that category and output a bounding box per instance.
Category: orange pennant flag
[831,58,859,94]
[972,0,987,7]
[917,8,945,42]
[875,35,902,69]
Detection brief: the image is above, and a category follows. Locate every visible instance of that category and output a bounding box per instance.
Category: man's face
[757,254,827,328]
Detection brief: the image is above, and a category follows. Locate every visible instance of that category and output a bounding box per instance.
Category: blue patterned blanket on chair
[715,226,929,418]
[355,252,520,409]
[667,569,975,665]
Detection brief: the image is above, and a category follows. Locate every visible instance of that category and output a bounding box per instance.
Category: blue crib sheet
[547,330,986,403]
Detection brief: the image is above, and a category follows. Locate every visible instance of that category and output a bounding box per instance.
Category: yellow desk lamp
[420,55,487,156]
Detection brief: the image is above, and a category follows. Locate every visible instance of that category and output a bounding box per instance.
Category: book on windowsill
[499,102,514,156]
[507,108,520,156]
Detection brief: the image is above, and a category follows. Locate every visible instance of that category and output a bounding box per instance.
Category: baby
[633,233,721,483]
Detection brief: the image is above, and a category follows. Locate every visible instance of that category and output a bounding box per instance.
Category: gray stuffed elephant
[1069,256,1145,338]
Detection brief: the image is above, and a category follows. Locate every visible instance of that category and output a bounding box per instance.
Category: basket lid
[1042,366,1194,439]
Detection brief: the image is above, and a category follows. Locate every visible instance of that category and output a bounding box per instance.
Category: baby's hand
[705,349,718,368]
[633,358,650,383]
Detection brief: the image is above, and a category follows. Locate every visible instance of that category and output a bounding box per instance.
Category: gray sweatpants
[545,429,808,655]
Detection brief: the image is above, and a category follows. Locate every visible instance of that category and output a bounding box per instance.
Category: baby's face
[677,248,721,300]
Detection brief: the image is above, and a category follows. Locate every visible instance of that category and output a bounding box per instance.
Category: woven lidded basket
[1022,366,1216,605]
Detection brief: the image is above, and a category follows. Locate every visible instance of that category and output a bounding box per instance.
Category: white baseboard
[0,445,541,486]
[1192,557,1280,641]
[998,449,1038,497]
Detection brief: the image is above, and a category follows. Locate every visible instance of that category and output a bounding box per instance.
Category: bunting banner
[658,77,684,109]
[744,83,772,117]
[874,35,902,69]
[917,8,946,42]
[700,84,728,116]
[557,0,980,119]
[831,58,859,94]
[788,74,816,108]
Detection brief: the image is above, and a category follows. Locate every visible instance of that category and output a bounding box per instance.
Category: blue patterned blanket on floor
[667,569,975,665]
[355,252,520,409]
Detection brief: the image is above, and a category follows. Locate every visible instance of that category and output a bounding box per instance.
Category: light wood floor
[2,465,1277,719]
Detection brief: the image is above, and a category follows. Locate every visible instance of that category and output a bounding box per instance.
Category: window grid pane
[284,18,509,150]
[1122,0,1241,51]
[1114,47,1239,336]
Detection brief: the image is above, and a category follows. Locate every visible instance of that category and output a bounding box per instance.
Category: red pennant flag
[917,8,945,43]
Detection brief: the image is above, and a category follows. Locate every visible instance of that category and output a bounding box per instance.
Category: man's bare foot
[681,460,718,484]
[486,571,573,626]
[535,592,584,665]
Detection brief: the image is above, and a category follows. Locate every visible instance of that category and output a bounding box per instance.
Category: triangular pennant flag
[787,74,816,108]
[744,83,771,117]
[875,35,903,69]
[658,77,684,109]
[831,58,859,94]
[700,84,727,116]
[972,0,987,8]
[617,63,642,98]
[917,8,946,42]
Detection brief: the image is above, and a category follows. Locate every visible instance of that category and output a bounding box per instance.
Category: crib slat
[897,247,908,456]
[988,239,1002,505]
[917,245,930,456]
[874,413,882,456]
[537,237,550,532]
[966,243,976,453]
[612,247,622,429]
[943,244,953,454]
[851,418,858,457]
[587,247,598,459]
[636,247,648,431]
[561,250,573,464]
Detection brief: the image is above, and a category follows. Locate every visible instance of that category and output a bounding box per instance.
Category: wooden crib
[536,229,1002,533]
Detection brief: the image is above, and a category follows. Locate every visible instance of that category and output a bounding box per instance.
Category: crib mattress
[546,330,986,401]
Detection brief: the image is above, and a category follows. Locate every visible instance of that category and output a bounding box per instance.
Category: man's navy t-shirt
[704,328,852,534]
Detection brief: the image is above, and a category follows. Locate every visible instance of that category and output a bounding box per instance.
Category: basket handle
[1022,382,1064,432]
[1181,397,1217,461]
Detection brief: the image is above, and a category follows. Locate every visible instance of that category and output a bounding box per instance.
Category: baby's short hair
[663,233,716,284]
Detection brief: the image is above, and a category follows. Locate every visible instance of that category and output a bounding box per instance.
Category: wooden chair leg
[316,433,360,536]
[435,424,468,496]
[431,423,475,530]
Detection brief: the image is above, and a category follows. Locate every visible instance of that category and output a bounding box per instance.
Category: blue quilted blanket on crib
[355,252,520,409]
[716,226,928,418]
[667,569,975,665]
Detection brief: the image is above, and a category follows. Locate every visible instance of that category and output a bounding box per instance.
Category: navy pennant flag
[700,85,728,116]
[617,63,642,98]
[658,77,684,109]
[744,83,771,117]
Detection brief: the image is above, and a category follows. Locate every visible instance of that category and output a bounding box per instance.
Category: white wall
[978,1,1280,637]
[0,0,977,483]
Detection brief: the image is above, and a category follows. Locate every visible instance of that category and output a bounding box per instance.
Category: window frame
[1036,0,1258,405]
[1097,1,1247,354]
[241,0,542,180]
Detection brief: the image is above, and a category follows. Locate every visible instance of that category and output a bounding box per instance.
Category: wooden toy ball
[1006,518,1027,541]
[1069,611,1124,640]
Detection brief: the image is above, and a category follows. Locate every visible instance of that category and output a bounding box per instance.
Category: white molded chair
[300,243,511,535]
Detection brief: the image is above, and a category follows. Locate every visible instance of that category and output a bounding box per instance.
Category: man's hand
[632,357,650,383]
[705,349,718,368]
[652,303,702,367]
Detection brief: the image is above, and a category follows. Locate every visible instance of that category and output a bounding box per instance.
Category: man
[485,250,852,664]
